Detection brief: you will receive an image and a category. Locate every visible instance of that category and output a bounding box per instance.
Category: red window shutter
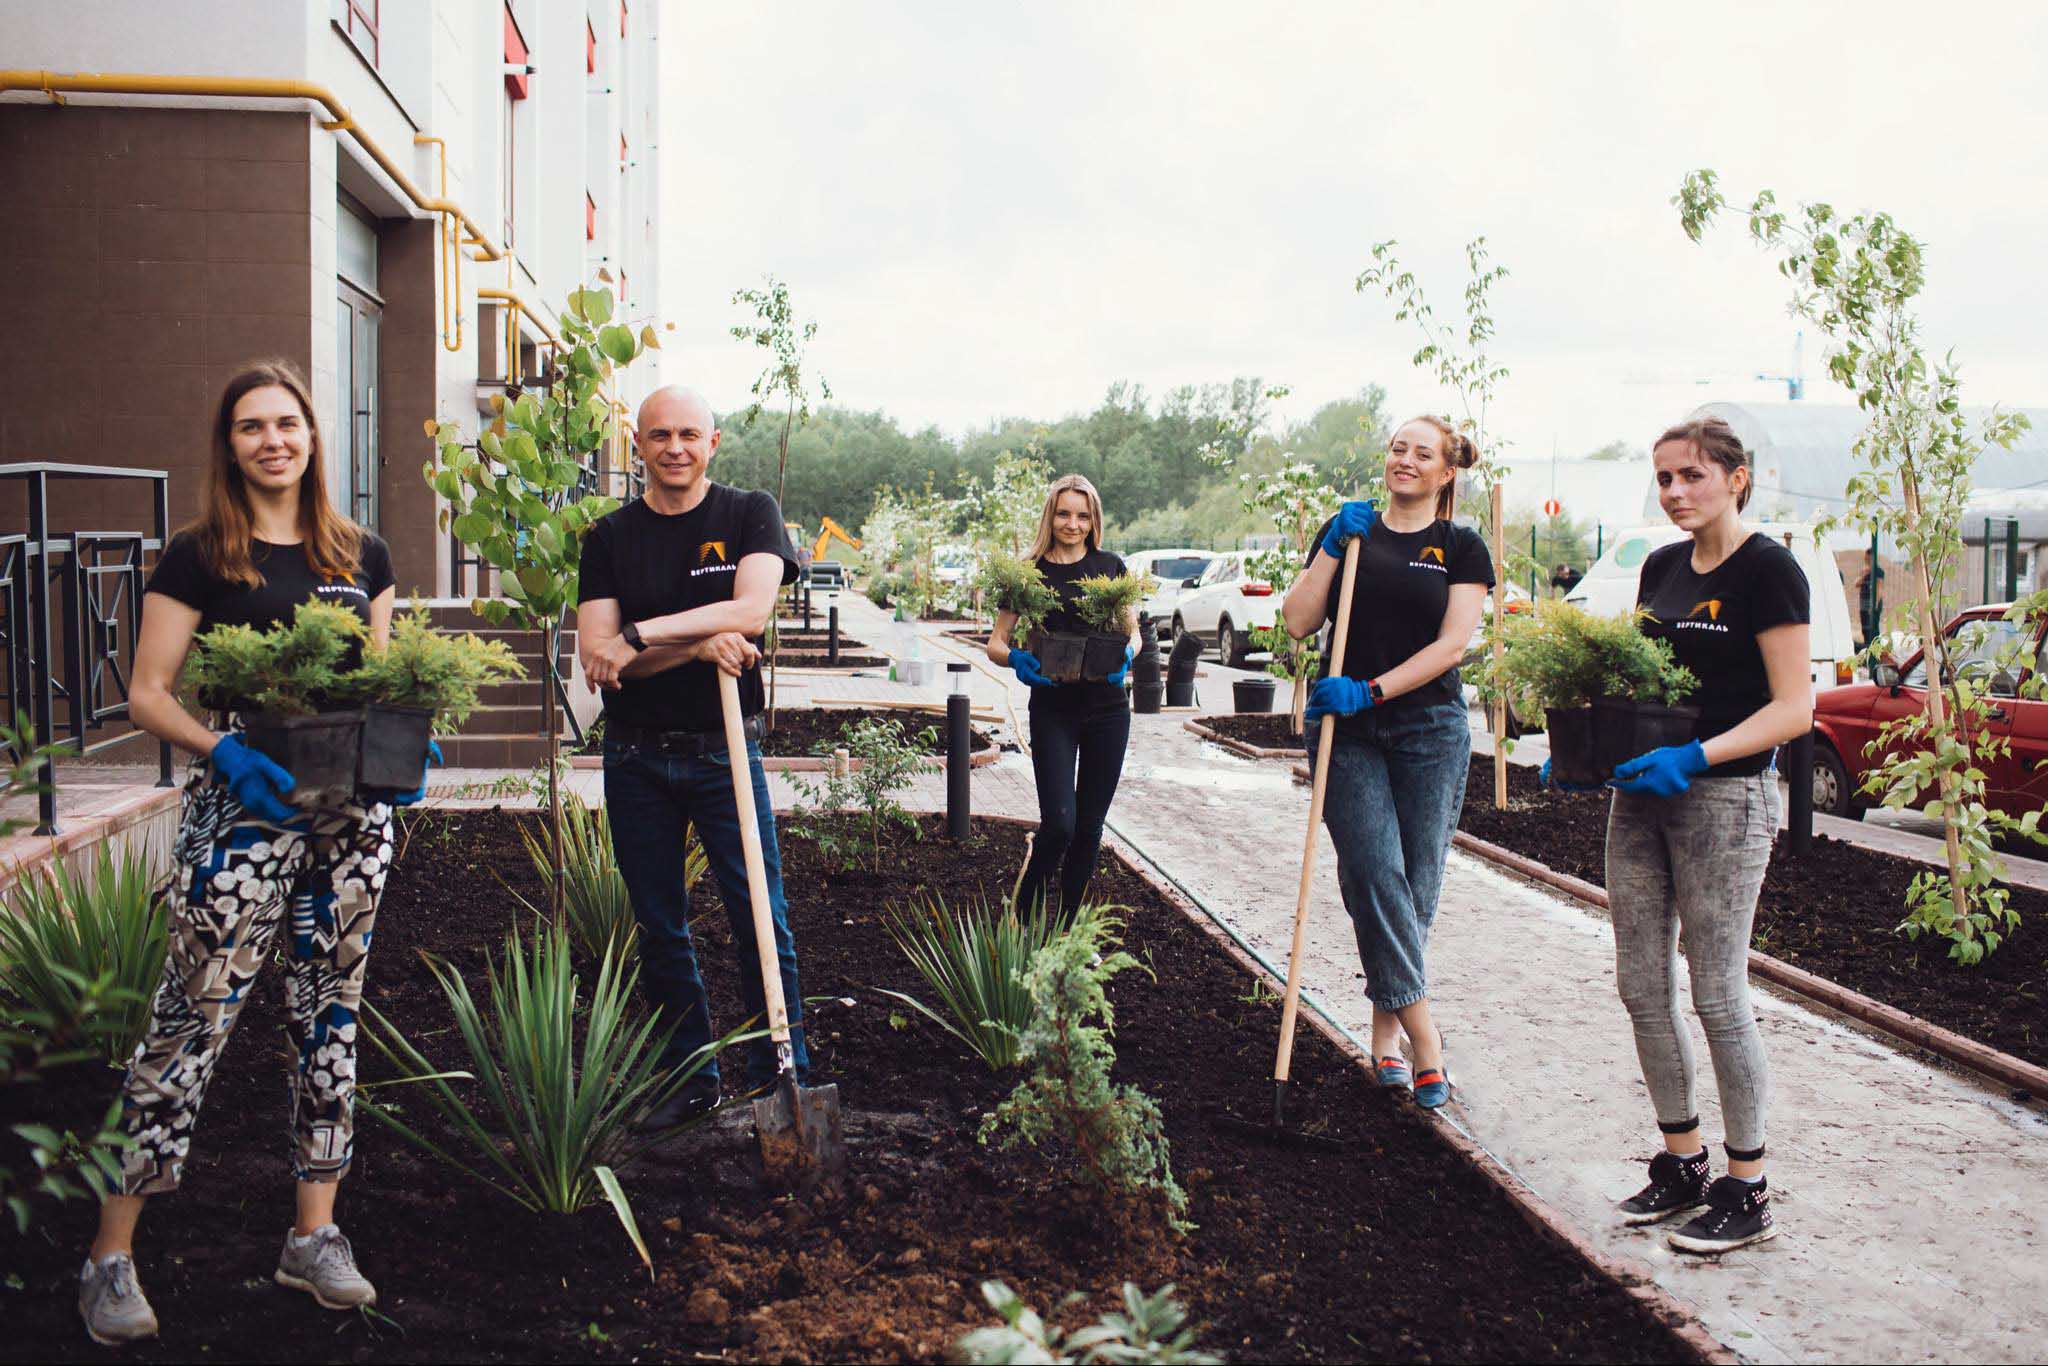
[504,5,530,99]
[586,192,596,241]
[619,133,627,167]
[620,271,627,304]
[620,0,627,38]
[586,19,596,74]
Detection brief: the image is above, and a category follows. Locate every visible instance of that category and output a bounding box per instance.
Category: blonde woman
[985,474,1135,913]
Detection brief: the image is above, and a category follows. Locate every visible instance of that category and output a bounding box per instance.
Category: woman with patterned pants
[75,362,429,1347]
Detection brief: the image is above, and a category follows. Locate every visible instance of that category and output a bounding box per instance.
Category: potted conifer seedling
[1482,602,1700,785]
[181,601,372,807]
[340,606,526,789]
[976,552,1064,670]
[1072,573,1154,682]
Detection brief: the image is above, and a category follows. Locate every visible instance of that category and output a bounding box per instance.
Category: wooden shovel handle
[1275,534,1363,1086]
[718,671,791,1045]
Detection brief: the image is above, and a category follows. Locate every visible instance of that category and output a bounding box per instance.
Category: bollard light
[946,662,972,840]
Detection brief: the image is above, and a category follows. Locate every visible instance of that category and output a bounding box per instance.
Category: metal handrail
[0,462,173,833]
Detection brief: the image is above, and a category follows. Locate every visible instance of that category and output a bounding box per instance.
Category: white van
[1564,523,1859,688]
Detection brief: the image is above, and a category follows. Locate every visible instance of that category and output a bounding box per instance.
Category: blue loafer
[1413,1066,1453,1109]
[1375,1055,1413,1090]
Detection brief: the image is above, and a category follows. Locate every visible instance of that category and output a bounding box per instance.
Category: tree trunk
[1899,476,1971,925]
[543,619,565,921]
[768,401,796,730]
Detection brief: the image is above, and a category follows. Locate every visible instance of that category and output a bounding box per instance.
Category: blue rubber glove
[1105,645,1135,687]
[1320,500,1379,558]
[1539,757,1601,794]
[387,739,443,807]
[1008,648,1057,688]
[1303,675,1370,727]
[1609,740,1710,797]
[208,734,298,824]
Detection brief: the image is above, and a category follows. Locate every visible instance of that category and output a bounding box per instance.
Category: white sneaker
[78,1253,159,1345]
[275,1223,378,1309]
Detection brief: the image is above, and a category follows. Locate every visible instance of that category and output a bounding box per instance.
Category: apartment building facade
[0,0,663,595]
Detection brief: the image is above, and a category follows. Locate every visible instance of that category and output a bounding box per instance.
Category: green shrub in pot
[340,606,527,790]
[1482,602,1699,785]
[975,552,1060,644]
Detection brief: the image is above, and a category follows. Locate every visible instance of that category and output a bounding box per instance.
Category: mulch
[1456,756,2048,1074]
[1200,714,1307,751]
[760,707,992,756]
[0,810,1698,1364]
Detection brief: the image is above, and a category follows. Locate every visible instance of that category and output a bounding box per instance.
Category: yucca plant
[359,920,745,1275]
[0,841,168,1064]
[516,798,706,960]
[878,893,1086,1071]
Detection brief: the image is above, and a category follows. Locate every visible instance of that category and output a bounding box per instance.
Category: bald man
[575,386,809,1126]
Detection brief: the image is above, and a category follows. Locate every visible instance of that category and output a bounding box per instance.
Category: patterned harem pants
[116,776,395,1196]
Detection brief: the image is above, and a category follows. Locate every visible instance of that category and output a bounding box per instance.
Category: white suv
[1172,552,1282,666]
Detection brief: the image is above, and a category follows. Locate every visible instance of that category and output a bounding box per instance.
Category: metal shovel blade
[752,1072,845,1195]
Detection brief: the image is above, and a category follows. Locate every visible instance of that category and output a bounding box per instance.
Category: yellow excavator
[784,517,862,589]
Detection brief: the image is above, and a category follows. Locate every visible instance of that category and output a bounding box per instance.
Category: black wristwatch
[621,621,648,653]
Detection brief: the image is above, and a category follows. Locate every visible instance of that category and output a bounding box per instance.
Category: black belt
[606,715,763,756]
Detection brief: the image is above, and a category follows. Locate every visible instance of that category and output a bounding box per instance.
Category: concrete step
[437,733,571,768]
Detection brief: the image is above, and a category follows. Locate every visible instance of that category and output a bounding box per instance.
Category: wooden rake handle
[1274,534,1363,1087]
[718,671,792,1047]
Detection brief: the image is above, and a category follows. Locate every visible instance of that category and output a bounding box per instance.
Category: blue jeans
[1315,701,1471,1012]
[1019,691,1130,913]
[602,737,808,1091]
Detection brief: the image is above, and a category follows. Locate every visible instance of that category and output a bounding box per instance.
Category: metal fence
[1,462,174,834]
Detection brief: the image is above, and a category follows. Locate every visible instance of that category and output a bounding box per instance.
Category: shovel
[717,671,846,1194]
[1270,534,1363,1128]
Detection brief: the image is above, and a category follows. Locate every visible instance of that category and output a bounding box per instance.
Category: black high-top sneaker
[1668,1175,1777,1254]
[1617,1150,1710,1226]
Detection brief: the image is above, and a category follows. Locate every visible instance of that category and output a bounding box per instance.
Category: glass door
[336,196,381,530]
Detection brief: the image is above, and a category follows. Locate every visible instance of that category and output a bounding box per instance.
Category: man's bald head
[637,385,716,435]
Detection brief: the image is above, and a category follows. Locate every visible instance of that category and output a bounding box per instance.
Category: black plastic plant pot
[359,704,435,792]
[1165,676,1196,708]
[1132,681,1165,714]
[243,710,364,809]
[1591,697,1703,780]
[1027,631,1088,684]
[1233,677,1278,713]
[1542,706,1603,787]
[1081,633,1130,683]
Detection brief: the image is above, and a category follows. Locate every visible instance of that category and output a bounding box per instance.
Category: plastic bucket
[1233,678,1277,713]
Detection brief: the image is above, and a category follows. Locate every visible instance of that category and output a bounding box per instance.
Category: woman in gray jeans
[1598,416,1813,1254]
[1282,416,1492,1110]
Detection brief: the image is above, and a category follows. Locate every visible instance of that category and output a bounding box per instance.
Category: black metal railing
[1,463,174,834]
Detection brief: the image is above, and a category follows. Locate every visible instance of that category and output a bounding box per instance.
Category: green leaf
[595,1165,653,1279]
[583,289,614,326]
[597,325,636,366]
[452,511,491,544]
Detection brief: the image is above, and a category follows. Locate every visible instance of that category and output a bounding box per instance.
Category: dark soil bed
[773,631,873,653]
[1200,713,1308,752]
[761,707,992,756]
[777,651,891,669]
[0,811,1697,1364]
[1457,756,2048,1072]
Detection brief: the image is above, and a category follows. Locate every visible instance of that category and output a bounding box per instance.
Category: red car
[1811,605,2048,819]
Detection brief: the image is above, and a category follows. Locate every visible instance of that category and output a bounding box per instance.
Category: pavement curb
[1181,717,1307,762]
[1450,829,2048,1100]
[0,784,181,892]
[1102,829,1736,1366]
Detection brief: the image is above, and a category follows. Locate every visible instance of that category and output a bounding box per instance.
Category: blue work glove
[1320,499,1379,558]
[387,739,443,807]
[208,734,298,824]
[1609,740,1710,798]
[1303,675,1371,727]
[1007,647,1057,688]
[1105,645,1135,687]
[1539,758,1602,794]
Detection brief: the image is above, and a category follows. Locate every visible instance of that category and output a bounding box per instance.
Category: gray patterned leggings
[116,776,394,1195]
[1605,777,1777,1157]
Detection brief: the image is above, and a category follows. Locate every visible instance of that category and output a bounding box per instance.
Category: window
[503,5,531,98]
[503,5,528,246]
[339,0,379,66]
[1905,617,2030,694]
[586,18,597,73]
[585,192,596,242]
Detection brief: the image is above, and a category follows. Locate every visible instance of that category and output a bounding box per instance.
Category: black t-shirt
[147,532,394,635]
[576,484,799,732]
[1636,532,1810,778]
[1306,518,1494,725]
[145,531,394,715]
[1029,548,1128,710]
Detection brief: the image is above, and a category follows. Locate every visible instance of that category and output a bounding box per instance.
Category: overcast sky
[658,2,2047,472]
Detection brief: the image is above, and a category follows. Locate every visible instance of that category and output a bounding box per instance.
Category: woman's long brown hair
[1398,414,1481,520]
[194,360,362,589]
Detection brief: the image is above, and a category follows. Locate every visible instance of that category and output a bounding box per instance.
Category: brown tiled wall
[376,217,441,596]
[0,105,315,537]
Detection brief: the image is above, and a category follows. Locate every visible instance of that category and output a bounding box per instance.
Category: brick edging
[1101,832,1734,1366]
[1449,830,2048,1100]
[0,784,182,892]
[1181,717,1308,762]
